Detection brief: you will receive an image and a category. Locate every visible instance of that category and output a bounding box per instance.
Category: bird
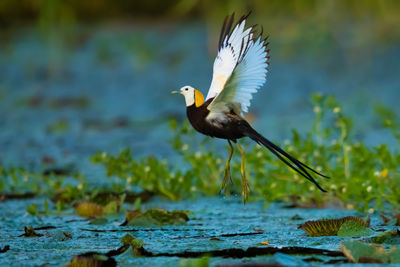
[172,13,328,203]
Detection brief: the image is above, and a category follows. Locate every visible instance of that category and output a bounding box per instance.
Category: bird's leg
[220,140,234,193]
[236,142,249,203]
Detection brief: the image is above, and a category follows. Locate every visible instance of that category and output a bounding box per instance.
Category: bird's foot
[241,178,249,203]
[219,167,232,194]
[240,174,251,203]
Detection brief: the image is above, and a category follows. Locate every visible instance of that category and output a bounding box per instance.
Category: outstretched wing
[206,13,269,116]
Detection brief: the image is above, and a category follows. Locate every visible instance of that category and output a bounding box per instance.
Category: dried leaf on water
[19,226,44,237]
[66,252,116,267]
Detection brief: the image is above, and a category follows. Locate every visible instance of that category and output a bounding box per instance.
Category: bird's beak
[171,91,181,94]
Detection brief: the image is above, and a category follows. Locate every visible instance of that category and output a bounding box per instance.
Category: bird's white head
[172,86,204,107]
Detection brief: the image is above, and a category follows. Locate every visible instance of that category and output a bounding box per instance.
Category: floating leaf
[120,234,145,256]
[89,217,108,225]
[120,233,143,248]
[125,208,189,226]
[258,240,270,245]
[74,201,104,217]
[337,220,374,237]
[131,239,144,249]
[179,256,209,267]
[371,229,400,244]
[66,252,116,267]
[290,214,303,220]
[299,216,369,237]
[340,241,400,263]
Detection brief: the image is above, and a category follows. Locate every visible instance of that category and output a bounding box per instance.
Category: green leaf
[337,220,374,237]
[26,204,37,216]
[103,200,119,214]
[131,239,144,249]
[341,241,400,263]
[179,256,209,267]
[371,229,400,244]
[120,233,143,249]
[133,197,141,211]
[121,233,134,246]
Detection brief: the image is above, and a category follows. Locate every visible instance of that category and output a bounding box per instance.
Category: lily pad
[125,208,189,226]
[340,241,400,263]
[299,216,369,237]
[66,252,117,267]
[337,220,374,237]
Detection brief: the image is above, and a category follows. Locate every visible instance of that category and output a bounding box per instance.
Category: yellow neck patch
[194,89,204,107]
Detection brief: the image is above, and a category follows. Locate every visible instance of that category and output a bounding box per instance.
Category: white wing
[205,14,269,116]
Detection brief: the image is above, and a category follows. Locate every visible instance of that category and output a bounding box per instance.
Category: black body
[186,99,247,141]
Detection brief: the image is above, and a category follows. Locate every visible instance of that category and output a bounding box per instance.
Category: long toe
[242,177,249,203]
[220,167,231,194]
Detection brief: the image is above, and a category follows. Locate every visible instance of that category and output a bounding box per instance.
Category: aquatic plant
[2,94,399,213]
[299,216,371,237]
[340,241,400,264]
[92,94,400,212]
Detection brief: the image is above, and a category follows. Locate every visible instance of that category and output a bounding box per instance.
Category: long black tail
[244,127,329,192]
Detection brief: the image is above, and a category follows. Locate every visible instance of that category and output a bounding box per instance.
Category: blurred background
[1,0,399,173]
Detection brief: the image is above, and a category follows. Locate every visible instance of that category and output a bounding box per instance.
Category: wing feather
[205,14,269,117]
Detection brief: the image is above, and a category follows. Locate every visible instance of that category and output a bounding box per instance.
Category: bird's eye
[185,88,188,91]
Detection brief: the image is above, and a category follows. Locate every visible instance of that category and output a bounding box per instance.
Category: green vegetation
[1,94,399,213]
[340,241,400,264]
[92,94,400,212]
[337,220,374,237]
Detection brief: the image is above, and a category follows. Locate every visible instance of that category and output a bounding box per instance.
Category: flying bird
[172,13,328,202]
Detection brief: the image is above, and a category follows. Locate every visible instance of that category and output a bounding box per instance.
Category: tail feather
[244,127,328,192]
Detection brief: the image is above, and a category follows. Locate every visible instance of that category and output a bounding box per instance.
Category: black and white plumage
[172,13,328,202]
